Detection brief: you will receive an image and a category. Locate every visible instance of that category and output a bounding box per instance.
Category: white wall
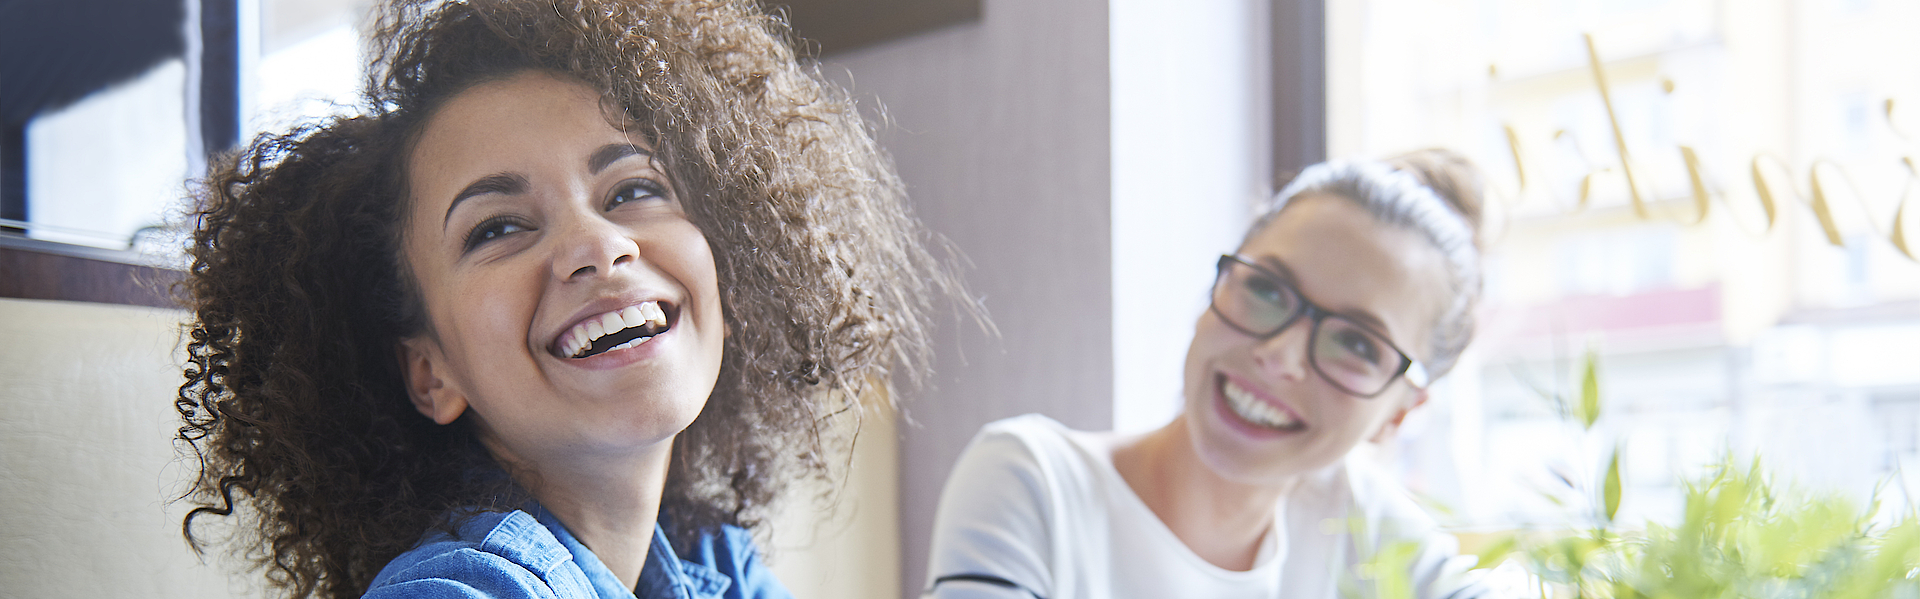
[0,298,252,598]
[1109,0,1266,434]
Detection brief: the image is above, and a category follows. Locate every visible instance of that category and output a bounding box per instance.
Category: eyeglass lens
[1213,257,1405,396]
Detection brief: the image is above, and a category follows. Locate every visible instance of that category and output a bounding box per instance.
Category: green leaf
[1579,350,1601,430]
[1604,447,1622,523]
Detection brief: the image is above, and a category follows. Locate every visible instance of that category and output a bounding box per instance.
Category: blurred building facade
[1334,0,1920,528]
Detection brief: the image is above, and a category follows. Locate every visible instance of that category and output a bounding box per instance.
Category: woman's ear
[1369,388,1430,444]
[399,337,469,425]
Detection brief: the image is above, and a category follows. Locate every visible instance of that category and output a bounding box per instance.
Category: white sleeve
[924,425,1058,599]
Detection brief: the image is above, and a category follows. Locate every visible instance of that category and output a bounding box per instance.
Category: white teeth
[642,302,666,328]
[1223,378,1300,430]
[564,331,586,358]
[560,300,669,358]
[604,335,654,353]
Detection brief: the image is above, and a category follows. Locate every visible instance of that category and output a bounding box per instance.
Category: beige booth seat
[0,298,249,597]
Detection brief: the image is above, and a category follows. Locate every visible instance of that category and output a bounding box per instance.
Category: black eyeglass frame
[1208,254,1431,398]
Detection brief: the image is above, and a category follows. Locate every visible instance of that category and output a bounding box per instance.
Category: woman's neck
[490,438,676,590]
[1111,415,1295,571]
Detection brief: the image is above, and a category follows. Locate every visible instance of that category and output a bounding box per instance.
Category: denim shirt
[364,505,792,599]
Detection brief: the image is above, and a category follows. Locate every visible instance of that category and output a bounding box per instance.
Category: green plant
[1356,349,1920,598]
[1495,458,1920,599]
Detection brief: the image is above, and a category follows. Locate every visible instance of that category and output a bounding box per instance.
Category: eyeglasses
[1209,254,1430,398]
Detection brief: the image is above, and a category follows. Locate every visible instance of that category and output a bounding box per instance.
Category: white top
[924,414,1489,599]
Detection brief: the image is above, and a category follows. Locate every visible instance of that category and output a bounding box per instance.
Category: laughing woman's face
[397,70,726,472]
[1179,193,1452,485]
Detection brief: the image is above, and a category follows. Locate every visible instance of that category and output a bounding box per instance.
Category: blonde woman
[927,151,1492,599]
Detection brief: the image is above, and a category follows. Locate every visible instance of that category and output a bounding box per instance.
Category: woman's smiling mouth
[554,301,672,359]
[1220,374,1305,431]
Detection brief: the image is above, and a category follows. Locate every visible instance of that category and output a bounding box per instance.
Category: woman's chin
[1185,406,1327,487]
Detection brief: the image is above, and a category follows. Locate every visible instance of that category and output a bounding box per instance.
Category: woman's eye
[462,217,531,252]
[1244,276,1289,306]
[1334,329,1382,364]
[607,180,669,210]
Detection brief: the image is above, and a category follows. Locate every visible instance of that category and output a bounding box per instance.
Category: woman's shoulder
[942,415,1078,504]
[670,523,788,598]
[970,413,1111,462]
[363,509,590,599]
[976,412,1072,440]
[362,510,786,599]
[929,416,1108,597]
[936,414,1125,532]
[949,414,1128,500]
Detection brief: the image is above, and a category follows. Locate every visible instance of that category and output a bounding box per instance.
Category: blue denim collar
[523,504,731,599]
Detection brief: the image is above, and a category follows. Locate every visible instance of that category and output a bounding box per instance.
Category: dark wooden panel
[766,0,981,57]
[1272,0,1326,184]
[2,122,22,227]
[0,238,183,309]
[201,0,243,155]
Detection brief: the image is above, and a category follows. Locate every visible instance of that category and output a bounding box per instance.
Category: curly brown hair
[173,1,959,597]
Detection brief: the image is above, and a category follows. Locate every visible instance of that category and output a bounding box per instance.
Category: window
[1336,0,1920,525]
[2,0,366,260]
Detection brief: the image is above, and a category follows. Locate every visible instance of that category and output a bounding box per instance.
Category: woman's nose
[1251,319,1314,383]
[551,212,638,281]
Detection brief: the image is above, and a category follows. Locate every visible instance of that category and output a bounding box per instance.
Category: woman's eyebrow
[1341,307,1393,337]
[1255,255,1304,289]
[588,143,652,174]
[442,173,528,230]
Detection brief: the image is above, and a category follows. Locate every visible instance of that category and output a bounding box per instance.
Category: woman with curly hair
[174,1,957,597]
